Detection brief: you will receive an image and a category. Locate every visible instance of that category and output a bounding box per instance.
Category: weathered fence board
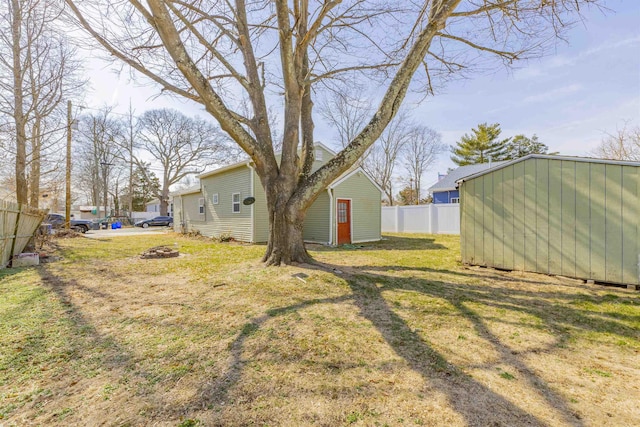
[0,200,47,269]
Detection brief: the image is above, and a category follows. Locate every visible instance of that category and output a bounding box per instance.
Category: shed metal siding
[460,157,640,285]
[332,172,382,243]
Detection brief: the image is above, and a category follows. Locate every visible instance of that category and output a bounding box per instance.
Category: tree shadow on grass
[28,255,636,426]
[338,272,581,427]
[186,263,598,426]
[26,266,150,424]
[309,235,449,252]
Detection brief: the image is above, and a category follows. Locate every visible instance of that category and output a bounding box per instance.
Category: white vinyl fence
[381,203,460,234]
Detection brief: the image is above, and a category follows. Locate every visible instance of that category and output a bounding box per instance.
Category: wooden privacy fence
[0,200,47,269]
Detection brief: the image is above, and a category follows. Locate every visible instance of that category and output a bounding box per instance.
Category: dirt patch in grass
[1,233,638,426]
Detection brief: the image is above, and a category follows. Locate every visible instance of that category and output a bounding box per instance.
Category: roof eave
[456,154,640,185]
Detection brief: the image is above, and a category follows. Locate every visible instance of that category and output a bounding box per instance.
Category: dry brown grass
[1,233,639,426]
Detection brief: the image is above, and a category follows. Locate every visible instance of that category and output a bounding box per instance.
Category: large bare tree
[320,84,373,149]
[0,0,83,206]
[135,108,232,216]
[590,125,640,161]
[362,112,414,205]
[65,0,600,264]
[403,126,445,204]
[74,108,126,217]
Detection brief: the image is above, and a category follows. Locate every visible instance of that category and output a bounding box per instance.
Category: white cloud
[522,84,583,104]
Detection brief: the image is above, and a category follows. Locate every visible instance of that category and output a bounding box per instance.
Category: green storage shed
[457,155,639,288]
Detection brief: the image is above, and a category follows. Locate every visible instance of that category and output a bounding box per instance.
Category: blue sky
[85,1,640,190]
[414,0,640,186]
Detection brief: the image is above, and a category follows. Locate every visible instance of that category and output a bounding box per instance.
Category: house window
[315,148,323,161]
[212,193,219,204]
[450,197,460,204]
[232,193,241,213]
[198,198,205,214]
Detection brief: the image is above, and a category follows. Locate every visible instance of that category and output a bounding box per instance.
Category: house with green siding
[172,143,382,245]
[457,154,639,288]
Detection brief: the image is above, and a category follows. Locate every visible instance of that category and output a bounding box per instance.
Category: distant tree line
[73,107,241,217]
[450,123,551,166]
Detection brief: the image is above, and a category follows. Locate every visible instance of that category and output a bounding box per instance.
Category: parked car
[43,213,97,233]
[134,216,173,228]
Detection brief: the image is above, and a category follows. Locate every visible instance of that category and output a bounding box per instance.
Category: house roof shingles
[428,162,507,193]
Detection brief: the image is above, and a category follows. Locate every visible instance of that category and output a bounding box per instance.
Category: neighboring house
[145,198,173,216]
[428,162,506,204]
[457,154,640,288]
[172,143,382,245]
[77,206,106,220]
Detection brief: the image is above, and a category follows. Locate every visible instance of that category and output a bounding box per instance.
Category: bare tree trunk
[102,163,108,217]
[262,188,310,265]
[11,0,28,205]
[29,118,42,207]
[160,179,169,216]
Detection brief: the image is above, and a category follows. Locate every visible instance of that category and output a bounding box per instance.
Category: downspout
[328,188,334,246]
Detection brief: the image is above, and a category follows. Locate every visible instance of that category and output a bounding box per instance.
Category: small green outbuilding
[457,155,639,288]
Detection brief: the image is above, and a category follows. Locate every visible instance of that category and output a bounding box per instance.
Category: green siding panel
[198,166,253,241]
[621,167,639,284]
[502,165,515,270]
[483,175,493,266]
[512,162,525,270]
[253,171,269,243]
[460,157,639,285]
[560,161,576,277]
[460,182,469,262]
[590,164,606,281]
[332,172,382,243]
[303,191,330,243]
[535,159,550,274]
[493,169,504,268]
[473,178,484,265]
[605,165,623,283]
[524,160,537,271]
[548,160,562,275]
[181,192,205,232]
[575,162,591,279]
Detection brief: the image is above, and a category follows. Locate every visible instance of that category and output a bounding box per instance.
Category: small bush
[217,232,234,243]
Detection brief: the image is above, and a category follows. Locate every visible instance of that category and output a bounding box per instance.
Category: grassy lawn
[1,233,639,426]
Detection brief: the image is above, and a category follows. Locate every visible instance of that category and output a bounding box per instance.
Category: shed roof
[428,162,507,193]
[456,154,640,185]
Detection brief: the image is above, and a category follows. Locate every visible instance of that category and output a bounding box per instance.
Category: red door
[337,199,351,245]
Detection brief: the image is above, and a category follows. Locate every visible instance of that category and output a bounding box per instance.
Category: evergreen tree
[503,134,549,160]
[128,163,160,211]
[396,185,419,206]
[450,123,510,166]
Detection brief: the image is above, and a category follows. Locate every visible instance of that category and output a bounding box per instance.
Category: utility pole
[128,102,134,222]
[100,161,113,219]
[65,100,72,229]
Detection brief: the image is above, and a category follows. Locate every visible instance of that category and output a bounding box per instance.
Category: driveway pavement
[82,227,172,239]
